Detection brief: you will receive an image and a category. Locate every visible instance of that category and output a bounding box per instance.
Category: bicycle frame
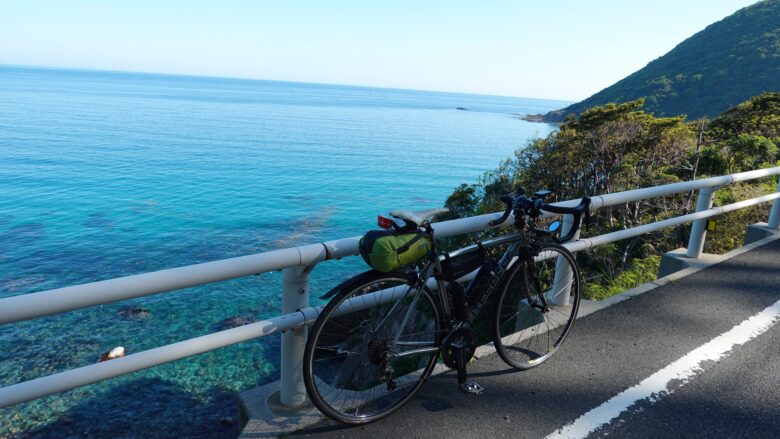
[434,233,529,322]
[387,231,540,360]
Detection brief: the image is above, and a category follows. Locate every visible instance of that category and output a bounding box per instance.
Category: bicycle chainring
[441,327,477,369]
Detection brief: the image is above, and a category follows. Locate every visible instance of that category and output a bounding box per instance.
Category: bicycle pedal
[459,381,485,396]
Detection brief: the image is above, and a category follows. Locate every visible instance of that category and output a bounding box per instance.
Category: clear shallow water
[0,65,565,437]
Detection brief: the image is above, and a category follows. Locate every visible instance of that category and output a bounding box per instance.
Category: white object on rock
[99,346,126,362]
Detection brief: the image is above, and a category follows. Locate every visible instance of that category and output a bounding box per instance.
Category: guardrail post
[550,215,580,306]
[769,177,780,230]
[280,265,313,407]
[687,187,717,258]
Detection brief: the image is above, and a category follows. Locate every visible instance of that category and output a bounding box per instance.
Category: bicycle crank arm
[454,343,485,395]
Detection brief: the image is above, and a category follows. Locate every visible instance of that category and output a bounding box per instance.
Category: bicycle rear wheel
[492,244,581,370]
[303,271,442,424]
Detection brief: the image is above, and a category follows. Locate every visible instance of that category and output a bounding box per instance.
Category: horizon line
[0,62,575,106]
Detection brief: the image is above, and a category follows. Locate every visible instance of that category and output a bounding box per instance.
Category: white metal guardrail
[1,166,779,408]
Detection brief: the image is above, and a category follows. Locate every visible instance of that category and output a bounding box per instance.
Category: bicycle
[303,188,591,424]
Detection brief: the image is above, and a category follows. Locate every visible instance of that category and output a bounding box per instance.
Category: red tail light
[377,215,393,230]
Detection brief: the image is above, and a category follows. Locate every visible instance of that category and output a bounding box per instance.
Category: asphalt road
[286,238,780,438]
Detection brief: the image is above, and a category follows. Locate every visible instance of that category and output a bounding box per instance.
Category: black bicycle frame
[429,232,538,326]
[388,232,545,360]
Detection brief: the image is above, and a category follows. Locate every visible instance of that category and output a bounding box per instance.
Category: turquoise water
[0,65,565,437]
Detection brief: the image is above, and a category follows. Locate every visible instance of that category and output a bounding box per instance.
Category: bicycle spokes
[305,275,441,423]
[493,244,581,370]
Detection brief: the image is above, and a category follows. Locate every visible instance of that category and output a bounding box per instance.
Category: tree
[443,93,779,300]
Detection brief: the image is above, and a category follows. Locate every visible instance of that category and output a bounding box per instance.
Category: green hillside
[444,92,779,305]
[542,0,780,121]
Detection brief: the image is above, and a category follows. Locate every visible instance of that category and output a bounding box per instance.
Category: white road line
[547,298,780,439]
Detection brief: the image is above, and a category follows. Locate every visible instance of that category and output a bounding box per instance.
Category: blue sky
[0,0,761,100]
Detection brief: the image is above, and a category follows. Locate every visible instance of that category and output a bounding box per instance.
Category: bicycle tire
[303,270,442,424]
[492,243,581,370]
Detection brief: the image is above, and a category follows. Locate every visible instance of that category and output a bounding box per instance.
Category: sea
[0,65,565,437]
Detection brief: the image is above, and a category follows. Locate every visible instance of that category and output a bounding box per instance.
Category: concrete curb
[237,232,780,437]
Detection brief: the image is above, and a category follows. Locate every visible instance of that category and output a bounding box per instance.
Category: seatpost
[424,222,436,253]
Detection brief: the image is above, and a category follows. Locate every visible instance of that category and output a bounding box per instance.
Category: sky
[0,0,763,101]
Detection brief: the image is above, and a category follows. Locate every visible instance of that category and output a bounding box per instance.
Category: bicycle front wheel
[492,244,581,370]
[303,271,442,424]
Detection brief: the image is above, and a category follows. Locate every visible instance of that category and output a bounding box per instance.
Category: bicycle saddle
[390,207,449,226]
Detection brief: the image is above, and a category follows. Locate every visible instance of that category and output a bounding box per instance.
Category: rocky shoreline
[519,113,547,123]
[517,113,562,124]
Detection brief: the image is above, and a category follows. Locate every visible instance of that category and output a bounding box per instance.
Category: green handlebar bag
[359,230,431,273]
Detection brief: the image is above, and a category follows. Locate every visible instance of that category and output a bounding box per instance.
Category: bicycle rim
[304,272,441,424]
[492,244,580,370]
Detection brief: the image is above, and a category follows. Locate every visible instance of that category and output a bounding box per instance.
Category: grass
[584,256,661,301]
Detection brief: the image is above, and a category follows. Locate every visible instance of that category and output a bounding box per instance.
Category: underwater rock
[83,212,115,230]
[215,315,256,331]
[98,346,125,362]
[117,306,152,320]
[1,276,46,292]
